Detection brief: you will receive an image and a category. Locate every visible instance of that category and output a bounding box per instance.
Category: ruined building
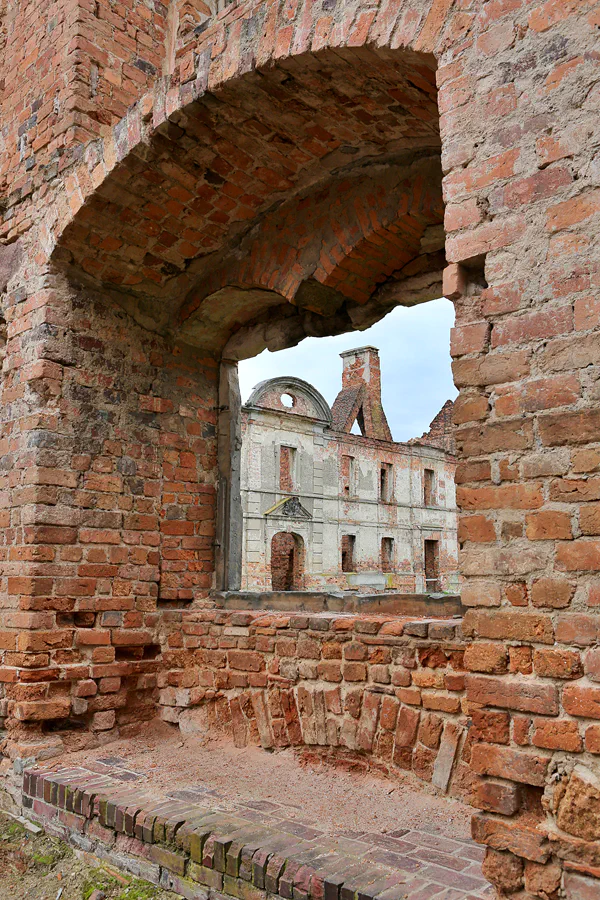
[240,346,458,594]
[1,0,600,897]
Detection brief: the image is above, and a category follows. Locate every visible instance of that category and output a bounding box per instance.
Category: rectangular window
[380,463,393,502]
[341,455,356,496]
[279,446,296,492]
[423,468,435,506]
[341,534,355,573]
[424,539,440,592]
[381,537,394,570]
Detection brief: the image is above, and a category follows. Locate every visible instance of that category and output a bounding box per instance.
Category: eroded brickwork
[1,0,600,896]
[0,275,218,745]
[158,610,473,800]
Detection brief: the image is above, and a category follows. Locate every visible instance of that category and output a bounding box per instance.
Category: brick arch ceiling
[52,46,443,351]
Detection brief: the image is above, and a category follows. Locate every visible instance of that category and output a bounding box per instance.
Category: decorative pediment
[265,496,312,519]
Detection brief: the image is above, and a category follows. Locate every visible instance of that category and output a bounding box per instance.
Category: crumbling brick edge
[17,766,424,900]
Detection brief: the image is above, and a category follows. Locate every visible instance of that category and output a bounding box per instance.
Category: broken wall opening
[271,531,304,591]
[235,305,458,597]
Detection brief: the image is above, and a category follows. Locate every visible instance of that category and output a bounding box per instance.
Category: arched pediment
[245,376,332,425]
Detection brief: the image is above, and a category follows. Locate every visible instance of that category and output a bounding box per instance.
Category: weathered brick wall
[158,610,473,801]
[0,273,218,748]
[0,0,170,243]
[1,0,600,896]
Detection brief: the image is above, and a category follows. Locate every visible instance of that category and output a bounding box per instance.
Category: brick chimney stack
[332,346,392,441]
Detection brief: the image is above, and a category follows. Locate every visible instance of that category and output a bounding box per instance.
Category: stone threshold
[22,763,490,900]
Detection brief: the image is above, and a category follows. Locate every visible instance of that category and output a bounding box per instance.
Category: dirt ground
[0,813,182,900]
[64,722,474,841]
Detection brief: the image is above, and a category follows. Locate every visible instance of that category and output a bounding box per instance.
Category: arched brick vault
[51,46,445,357]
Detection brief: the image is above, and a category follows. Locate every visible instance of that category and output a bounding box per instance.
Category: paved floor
[68,738,493,900]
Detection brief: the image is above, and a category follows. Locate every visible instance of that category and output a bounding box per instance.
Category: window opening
[424,539,440,592]
[341,455,356,496]
[341,534,355,573]
[380,463,392,502]
[381,537,394,570]
[279,445,296,492]
[281,392,294,408]
[423,468,435,506]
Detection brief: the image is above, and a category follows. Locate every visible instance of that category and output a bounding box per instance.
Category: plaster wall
[240,402,458,594]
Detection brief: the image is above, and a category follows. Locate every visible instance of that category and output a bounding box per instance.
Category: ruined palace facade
[2,0,600,897]
[241,347,458,593]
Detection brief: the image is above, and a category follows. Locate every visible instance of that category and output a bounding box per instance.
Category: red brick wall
[0,275,218,743]
[2,0,600,896]
[0,0,169,243]
[159,610,473,800]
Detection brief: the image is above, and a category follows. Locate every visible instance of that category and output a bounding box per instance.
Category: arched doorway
[271,532,305,591]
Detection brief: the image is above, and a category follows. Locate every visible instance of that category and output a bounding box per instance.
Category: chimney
[333,346,392,441]
[341,346,383,393]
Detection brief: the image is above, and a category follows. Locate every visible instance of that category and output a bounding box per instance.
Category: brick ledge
[22,764,490,900]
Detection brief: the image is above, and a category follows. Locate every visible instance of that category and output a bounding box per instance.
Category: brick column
[441,1,600,888]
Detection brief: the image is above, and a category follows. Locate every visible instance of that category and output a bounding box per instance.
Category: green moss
[31,837,72,869]
[32,851,58,867]
[6,821,27,839]
[115,879,162,900]
[81,868,119,899]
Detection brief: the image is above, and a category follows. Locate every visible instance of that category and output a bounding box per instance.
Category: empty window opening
[380,463,393,502]
[236,300,458,596]
[341,455,356,496]
[356,407,366,436]
[381,537,394,570]
[279,445,296,492]
[271,532,304,590]
[423,468,435,506]
[424,539,440,593]
[341,534,356,573]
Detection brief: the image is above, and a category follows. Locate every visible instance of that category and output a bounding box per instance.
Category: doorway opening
[271,532,305,591]
[341,534,356,574]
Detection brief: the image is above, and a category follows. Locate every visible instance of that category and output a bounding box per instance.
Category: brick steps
[22,764,490,900]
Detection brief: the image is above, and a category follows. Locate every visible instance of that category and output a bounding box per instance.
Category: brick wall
[158,610,473,801]
[0,274,218,746]
[0,0,170,243]
[2,0,600,897]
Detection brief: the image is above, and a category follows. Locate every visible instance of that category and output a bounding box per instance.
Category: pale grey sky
[238,298,457,443]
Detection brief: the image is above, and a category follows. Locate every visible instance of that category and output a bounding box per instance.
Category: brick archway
[2,1,600,896]
[49,45,446,361]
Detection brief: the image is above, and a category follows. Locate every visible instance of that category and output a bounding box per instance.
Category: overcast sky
[238,298,457,443]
